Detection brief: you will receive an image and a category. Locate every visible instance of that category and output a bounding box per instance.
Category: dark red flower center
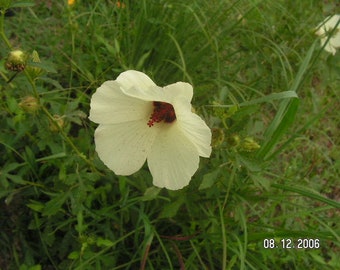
[147,101,176,127]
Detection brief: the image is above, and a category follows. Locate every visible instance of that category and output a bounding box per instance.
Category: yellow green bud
[241,137,260,152]
[68,0,76,6]
[26,50,43,78]
[5,50,27,71]
[19,96,39,113]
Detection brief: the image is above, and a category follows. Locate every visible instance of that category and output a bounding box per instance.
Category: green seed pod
[5,50,27,71]
[19,96,39,113]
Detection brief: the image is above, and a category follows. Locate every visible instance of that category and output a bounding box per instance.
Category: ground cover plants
[0,0,339,269]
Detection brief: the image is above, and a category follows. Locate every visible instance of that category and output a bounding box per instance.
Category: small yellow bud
[19,96,39,113]
[68,0,75,6]
[5,50,27,71]
[241,137,260,152]
[26,50,43,78]
[49,114,65,132]
[116,1,125,8]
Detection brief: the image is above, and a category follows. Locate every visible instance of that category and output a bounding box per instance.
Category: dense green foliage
[1,0,339,269]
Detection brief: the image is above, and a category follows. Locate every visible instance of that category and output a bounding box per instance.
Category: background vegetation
[0,0,339,269]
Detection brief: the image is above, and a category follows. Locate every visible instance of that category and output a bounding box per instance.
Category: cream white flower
[89,70,212,190]
[315,14,340,55]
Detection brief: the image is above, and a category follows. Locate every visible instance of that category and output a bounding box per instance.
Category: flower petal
[322,38,337,55]
[94,121,159,175]
[117,70,171,102]
[148,124,200,190]
[89,80,152,124]
[176,112,212,157]
[117,70,157,89]
[326,14,340,29]
[331,33,340,48]
[162,82,211,157]
[163,82,193,103]
[122,77,194,106]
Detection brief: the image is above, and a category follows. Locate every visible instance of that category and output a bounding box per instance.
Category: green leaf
[272,183,340,209]
[256,98,299,160]
[136,50,152,70]
[42,192,69,216]
[28,265,41,270]
[27,200,45,212]
[158,197,184,219]
[10,2,35,8]
[68,251,80,260]
[96,237,114,247]
[199,169,220,190]
[239,91,298,107]
[142,186,161,201]
[29,61,57,73]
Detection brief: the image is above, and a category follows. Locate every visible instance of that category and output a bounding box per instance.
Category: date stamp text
[263,238,320,249]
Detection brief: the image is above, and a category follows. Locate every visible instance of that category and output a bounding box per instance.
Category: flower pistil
[147,101,176,127]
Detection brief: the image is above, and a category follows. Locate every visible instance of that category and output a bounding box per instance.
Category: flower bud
[26,50,43,78]
[19,96,39,113]
[116,1,125,8]
[241,137,260,152]
[226,134,241,147]
[49,114,65,132]
[5,50,27,71]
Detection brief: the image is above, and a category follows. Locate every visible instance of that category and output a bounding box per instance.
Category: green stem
[0,13,12,49]
[41,106,98,172]
[6,70,19,83]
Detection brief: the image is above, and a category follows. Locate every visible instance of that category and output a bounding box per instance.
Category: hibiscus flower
[89,70,212,190]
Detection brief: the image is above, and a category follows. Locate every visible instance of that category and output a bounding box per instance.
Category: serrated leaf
[29,61,57,73]
[236,155,261,172]
[27,200,44,212]
[96,237,114,247]
[68,251,80,259]
[37,77,63,91]
[42,193,69,216]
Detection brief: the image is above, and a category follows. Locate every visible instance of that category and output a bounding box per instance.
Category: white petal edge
[117,70,157,89]
[325,14,340,29]
[122,80,194,106]
[176,112,212,157]
[330,33,340,47]
[147,124,200,190]
[89,80,152,124]
[118,70,168,102]
[321,38,337,55]
[94,121,160,175]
